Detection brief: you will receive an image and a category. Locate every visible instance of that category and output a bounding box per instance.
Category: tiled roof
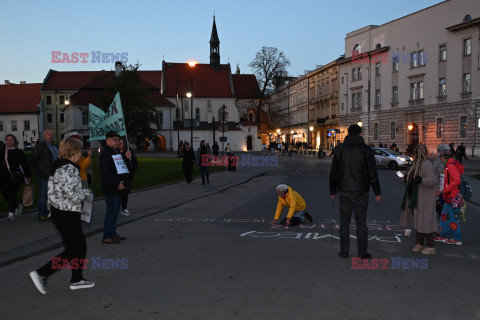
[162,62,235,98]
[41,70,163,91]
[232,74,262,99]
[0,83,42,113]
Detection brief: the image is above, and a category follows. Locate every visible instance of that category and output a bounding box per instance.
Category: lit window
[464,38,471,56]
[436,118,443,138]
[439,78,446,96]
[439,45,447,61]
[460,116,467,138]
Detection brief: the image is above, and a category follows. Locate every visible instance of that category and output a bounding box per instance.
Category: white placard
[438,173,445,192]
[112,154,130,174]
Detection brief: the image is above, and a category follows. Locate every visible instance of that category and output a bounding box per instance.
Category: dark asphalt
[1,154,479,320]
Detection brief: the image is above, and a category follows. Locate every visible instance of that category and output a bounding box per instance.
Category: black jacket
[30,141,55,179]
[100,145,127,197]
[0,147,32,181]
[329,134,381,196]
[121,149,138,192]
[181,148,196,170]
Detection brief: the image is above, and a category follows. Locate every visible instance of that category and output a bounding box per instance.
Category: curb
[0,168,270,267]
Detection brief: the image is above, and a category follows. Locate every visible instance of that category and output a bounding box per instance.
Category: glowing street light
[186,92,192,98]
[187,60,198,67]
[408,124,414,131]
[357,121,363,127]
[276,129,280,134]
[309,126,314,132]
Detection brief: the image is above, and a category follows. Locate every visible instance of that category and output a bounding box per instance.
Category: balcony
[460,92,472,100]
[408,98,424,107]
[390,102,399,108]
[437,95,447,103]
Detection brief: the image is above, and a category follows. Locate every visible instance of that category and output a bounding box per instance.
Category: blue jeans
[103,196,121,240]
[37,179,49,218]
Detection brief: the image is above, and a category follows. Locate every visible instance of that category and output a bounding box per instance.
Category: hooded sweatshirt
[442,158,464,203]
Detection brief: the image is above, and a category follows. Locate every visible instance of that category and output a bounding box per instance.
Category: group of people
[400,143,465,254]
[27,130,138,294]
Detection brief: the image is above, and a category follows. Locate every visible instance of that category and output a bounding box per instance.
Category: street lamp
[54,92,70,144]
[358,120,363,127]
[187,60,197,147]
[408,124,413,131]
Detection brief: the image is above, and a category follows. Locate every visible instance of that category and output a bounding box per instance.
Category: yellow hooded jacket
[275,186,306,220]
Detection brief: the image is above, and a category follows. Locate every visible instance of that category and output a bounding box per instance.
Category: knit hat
[437,144,450,157]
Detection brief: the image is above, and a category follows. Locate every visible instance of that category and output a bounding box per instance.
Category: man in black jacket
[100,131,127,244]
[30,129,58,221]
[329,124,381,259]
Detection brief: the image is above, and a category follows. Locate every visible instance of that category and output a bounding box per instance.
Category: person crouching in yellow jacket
[273,184,313,226]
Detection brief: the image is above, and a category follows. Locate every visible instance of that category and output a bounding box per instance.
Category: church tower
[210,15,220,70]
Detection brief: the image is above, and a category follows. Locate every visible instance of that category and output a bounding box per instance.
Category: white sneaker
[7,212,15,220]
[29,271,47,294]
[404,229,412,236]
[121,209,131,216]
[70,279,95,290]
[15,204,24,216]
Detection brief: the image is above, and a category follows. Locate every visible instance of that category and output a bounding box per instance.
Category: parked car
[372,147,412,169]
[24,143,33,151]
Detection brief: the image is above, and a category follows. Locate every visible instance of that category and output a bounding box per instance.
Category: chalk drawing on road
[240,231,402,243]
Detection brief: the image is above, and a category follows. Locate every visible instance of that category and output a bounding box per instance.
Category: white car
[372,148,413,169]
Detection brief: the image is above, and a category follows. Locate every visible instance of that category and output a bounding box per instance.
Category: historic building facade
[338,0,480,155]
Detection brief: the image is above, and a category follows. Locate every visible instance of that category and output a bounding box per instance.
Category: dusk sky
[0,0,443,84]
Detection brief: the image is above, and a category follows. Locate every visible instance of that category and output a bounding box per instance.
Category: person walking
[197,140,211,185]
[181,142,195,183]
[29,137,94,294]
[435,144,465,245]
[329,124,381,259]
[1,134,32,220]
[400,145,438,254]
[100,131,127,244]
[119,138,137,216]
[30,129,58,221]
[212,141,219,157]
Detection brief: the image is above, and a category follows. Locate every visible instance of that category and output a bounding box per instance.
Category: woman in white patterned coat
[29,137,94,294]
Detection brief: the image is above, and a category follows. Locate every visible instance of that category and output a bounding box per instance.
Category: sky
[0,0,444,84]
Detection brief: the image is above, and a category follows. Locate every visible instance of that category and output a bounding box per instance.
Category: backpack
[461,177,472,199]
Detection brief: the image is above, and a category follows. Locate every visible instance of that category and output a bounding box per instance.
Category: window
[352,94,356,108]
[375,62,381,76]
[411,52,418,68]
[392,86,398,102]
[341,76,344,84]
[375,89,381,105]
[195,108,200,120]
[11,120,17,131]
[460,116,467,138]
[418,51,425,65]
[248,112,254,121]
[439,78,446,96]
[47,112,53,123]
[46,95,52,105]
[410,82,424,100]
[463,73,471,92]
[158,111,164,125]
[391,122,396,140]
[0,121,3,131]
[436,118,444,139]
[392,56,399,72]
[358,67,362,80]
[60,113,64,123]
[439,44,447,61]
[352,68,357,81]
[374,123,379,141]
[24,120,30,131]
[464,38,471,56]
[353,44,361,54]
[341,103,344,111]
[59,95,65,105]
[357,92,362,108]
[82,112,88,125]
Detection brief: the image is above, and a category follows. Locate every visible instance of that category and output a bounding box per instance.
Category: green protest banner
[89,92,127,141]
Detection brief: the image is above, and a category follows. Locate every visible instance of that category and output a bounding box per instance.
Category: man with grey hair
[31,129,58,221]
[273,184,312,226]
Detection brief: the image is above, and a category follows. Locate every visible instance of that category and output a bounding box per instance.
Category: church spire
[210,15,220,69]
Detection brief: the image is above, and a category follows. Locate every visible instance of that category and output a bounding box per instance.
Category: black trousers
[339,191,369,255]
[121,193,129,210]
[0,178,21,213]
[200,166,210,182]
[416,232,435,248]
[183,165,193,183]
[37,207,86,283]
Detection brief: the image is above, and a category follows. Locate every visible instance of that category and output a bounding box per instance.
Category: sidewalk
[463,158,480,206]
[0,165,270,267]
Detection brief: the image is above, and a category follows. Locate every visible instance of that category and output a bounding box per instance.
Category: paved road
[1,154,479,320]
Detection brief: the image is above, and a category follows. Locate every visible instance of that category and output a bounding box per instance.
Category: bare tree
[249,46,290,133]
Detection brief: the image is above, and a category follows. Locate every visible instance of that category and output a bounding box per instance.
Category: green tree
[96,62,160,146]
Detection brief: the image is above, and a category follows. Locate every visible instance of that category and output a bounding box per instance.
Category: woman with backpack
[435,144,465,245]
[0,134,32,220]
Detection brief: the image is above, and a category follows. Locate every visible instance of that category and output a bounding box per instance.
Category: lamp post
[187,60,197,147]
[54,92,70,144]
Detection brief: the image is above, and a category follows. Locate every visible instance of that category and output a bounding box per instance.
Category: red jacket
[442,158,464,203]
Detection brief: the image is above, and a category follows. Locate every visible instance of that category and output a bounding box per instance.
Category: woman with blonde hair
[29,137,94,294]
[400,144,438,254]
